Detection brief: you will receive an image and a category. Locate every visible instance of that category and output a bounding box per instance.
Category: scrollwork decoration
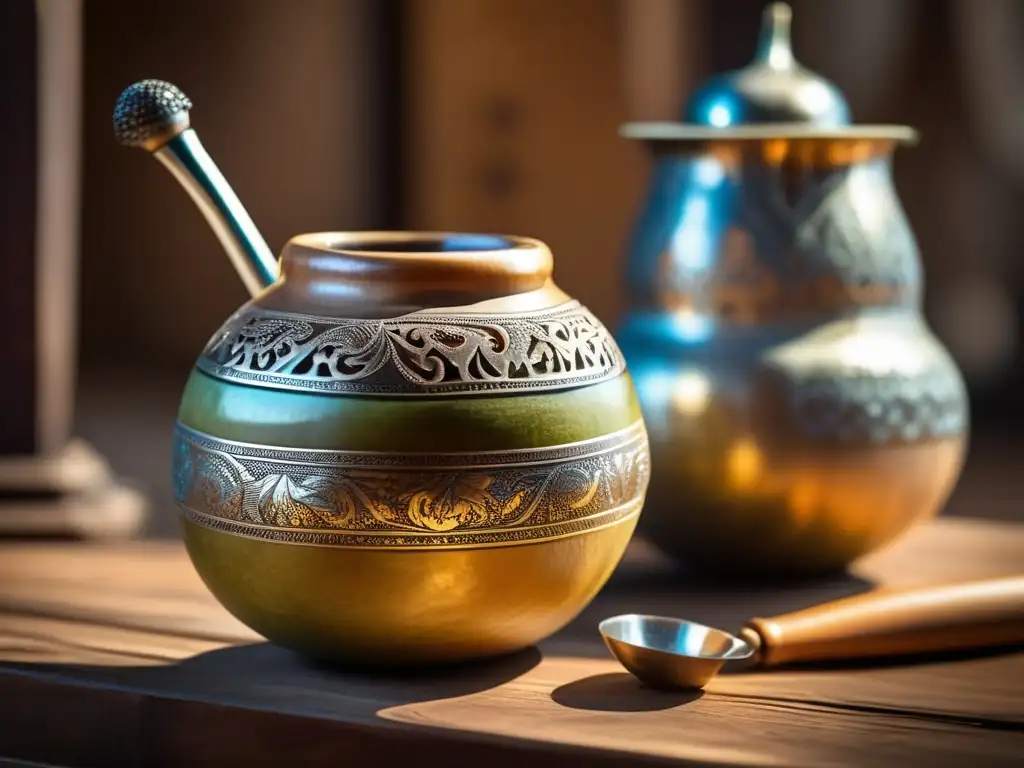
[174,421,650,549]
[197,301,626,396]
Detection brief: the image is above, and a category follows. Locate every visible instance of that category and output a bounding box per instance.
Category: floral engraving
[173,421,650,548]
[196,301,625,396]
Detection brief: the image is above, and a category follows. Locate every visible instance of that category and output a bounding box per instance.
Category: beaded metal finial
[113,79,193,151]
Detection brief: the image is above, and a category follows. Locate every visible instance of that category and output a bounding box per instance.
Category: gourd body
[174,233,649,664]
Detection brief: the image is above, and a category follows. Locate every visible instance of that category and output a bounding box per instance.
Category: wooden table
[1,518,1022,767]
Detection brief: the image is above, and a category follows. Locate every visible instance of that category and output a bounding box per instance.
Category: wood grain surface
[0,518,1022,767]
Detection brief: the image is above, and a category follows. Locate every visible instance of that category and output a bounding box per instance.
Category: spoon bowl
[599,614,755,690]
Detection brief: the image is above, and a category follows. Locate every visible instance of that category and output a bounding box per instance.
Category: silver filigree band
[196,301,627,396]
[173,421,650,549]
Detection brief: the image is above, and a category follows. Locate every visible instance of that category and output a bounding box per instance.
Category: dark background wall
[79,0,391,370]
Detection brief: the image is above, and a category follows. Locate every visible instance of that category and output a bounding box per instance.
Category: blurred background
[4,0,1023,537]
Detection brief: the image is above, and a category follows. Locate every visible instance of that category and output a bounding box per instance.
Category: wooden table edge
[0,665,732,768]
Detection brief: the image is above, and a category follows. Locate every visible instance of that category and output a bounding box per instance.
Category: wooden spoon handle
[742,576,1024,668]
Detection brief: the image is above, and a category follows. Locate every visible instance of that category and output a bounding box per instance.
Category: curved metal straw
[112,80,278,296]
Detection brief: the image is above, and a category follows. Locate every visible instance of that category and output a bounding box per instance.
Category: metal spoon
[600,575,1024,690]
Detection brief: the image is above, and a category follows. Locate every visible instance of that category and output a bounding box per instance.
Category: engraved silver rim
[196,300,628,396]
[173,419,647,466]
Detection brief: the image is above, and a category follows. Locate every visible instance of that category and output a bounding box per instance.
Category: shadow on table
[2,642,542,723]
[1,645,550,765]
[551,672,704,712]
[117,641,541,707]
[549,644,1024,714]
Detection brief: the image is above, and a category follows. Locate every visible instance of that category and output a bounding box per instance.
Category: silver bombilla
[113,80,278,296]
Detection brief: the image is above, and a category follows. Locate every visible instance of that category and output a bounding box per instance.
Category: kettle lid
[684,2,851,128]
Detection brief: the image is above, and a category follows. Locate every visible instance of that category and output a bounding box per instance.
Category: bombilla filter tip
[113,79,193,151]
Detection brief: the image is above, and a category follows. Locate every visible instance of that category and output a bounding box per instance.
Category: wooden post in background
[0,0,146,538]
[618,0,705,123]
[402,0,648,328]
